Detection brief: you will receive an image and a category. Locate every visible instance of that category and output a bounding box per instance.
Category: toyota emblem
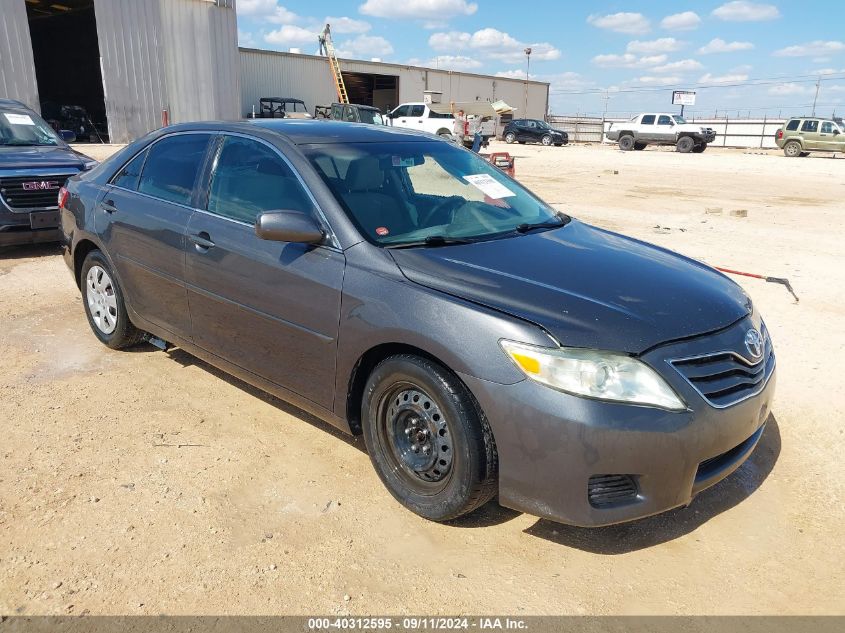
[744,329,764,359]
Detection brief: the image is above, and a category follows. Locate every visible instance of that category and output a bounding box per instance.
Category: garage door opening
[26,0,108,142]
[340,72,398,114]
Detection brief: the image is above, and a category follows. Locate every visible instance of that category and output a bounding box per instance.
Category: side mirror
[834,129,841,135]
[60,129,77,143]
[255,210,324,244]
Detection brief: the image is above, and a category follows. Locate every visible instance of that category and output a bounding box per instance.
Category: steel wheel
[377,383,454,491]
[85,265,118,335]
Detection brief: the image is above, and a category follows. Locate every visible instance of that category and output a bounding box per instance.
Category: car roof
[0,99,30,111]
[162,120,436,145]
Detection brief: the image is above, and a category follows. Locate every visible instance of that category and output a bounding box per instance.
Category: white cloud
[774,41,845,58]
[635,76,682,86]
[265,24,315,46]
[238,29,257,47]
[238,0,291,17]
[592,53,667,69]
[698,38,755,54]
[335,34,394,58]
[587,12,650,35]
[712,2,781,22]
[699,72,749,83]
[767,83,811,96]
[425,55,483,70]
[359,0,477,21]
[428,28,560,64]
[660,11,701,31]
[652,59,703,73]
[626,38,684,54]
[325,17,371,34]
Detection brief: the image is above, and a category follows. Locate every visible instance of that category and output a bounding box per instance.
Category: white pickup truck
[606,113,717,153]
[387,102,495,147]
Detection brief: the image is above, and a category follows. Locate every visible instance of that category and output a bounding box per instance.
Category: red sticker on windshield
[375,226,389,236]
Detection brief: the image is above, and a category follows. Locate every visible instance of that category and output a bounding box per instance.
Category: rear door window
[207,135,315,224]
[138,134,211,206]
[801,120,819,133]
[111,149,148,191]
[785,119,800,131]
[641,115,656,125]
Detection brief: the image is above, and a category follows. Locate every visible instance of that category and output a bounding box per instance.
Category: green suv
[776,117,845,157]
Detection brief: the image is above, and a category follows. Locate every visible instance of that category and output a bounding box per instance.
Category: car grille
[670,329,775,408]
[587,474,638,508]
[0,175,69,211]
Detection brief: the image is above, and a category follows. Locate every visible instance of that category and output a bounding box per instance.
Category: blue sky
[236,1,845,118]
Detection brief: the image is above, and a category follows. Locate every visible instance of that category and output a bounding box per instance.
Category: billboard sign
[672,90,696,106]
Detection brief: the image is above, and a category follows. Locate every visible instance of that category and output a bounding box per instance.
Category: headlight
[500,340,686,411]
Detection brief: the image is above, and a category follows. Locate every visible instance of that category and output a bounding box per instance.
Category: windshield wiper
[514,212,572,234]
[386,235,476,249]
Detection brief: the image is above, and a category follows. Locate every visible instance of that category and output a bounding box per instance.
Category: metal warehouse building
[0,0,550,143]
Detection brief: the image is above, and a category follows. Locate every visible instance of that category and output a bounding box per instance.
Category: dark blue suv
[0,99,96,247]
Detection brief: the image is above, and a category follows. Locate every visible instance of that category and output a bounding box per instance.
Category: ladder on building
[323,32,349,104]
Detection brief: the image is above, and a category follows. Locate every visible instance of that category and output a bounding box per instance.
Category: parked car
[315,102,386,125]
[252,97,312,119]
[776,117,845,157]
[606,113,717,153]
[0,99,96,247]
[502,119,568,146]
[387,102,494,147]
[61,120,775,527]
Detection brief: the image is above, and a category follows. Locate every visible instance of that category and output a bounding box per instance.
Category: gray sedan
[60,121,775,526]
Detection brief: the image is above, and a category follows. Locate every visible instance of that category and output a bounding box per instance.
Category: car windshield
[0,108,61,146]
[360,109,385,125]
[673,115,687,124]
[306,140,566,246]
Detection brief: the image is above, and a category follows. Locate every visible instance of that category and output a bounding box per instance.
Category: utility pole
[523,47,532,116]
[812,76,821,116]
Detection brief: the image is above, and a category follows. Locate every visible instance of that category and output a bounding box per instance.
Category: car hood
[0,145,89,171]
[389,220,751,354]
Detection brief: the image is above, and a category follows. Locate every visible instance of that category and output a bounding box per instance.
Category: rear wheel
[676,136,695,153]
[504,132,516,144]
[361,355,498,522]
[783,141,802,157]
[80,250,145,349]
[541,134,552,146]
[618,135,635,151]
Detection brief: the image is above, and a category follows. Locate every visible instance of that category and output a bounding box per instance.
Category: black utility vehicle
[0,99,96,247]
[503,119,568,146]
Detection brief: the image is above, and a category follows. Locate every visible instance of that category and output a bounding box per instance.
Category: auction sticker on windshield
[4,113,36,126]
[463,174,515,199]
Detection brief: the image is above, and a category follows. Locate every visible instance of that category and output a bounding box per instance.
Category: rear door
[800,119,822,149]
[184,134,345,409]
[100,133,213,338]
[638,114,656,141]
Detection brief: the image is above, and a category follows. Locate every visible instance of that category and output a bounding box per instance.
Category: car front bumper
[460,315,776,527]
[0,206,62,246]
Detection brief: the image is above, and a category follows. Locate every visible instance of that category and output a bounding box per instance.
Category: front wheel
[676,136,695,153]
[783,141,802,157]
[361,355,498,522]
[504,132,516,144]
[618,135,635,151]
[80,250,146,349]
[541,134,552,146]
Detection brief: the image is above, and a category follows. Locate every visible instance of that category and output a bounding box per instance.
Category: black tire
[618,135,635,151]
[541,134,552,146]
[504,132,516,144]
[633,141,646,151]
[676,136,695,153]
[692,143,707,153]
[783,141,802,157]
[80,250,145,350]
[361,355,498,522]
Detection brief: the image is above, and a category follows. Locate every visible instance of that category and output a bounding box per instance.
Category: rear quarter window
[785,119,800,131]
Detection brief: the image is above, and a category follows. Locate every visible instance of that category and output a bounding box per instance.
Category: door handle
[101,199,118,213]
[189,232,215,250]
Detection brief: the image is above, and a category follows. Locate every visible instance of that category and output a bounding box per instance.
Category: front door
[818,121,841,151]
[184,134,345,409]
[657,115,675,142]
[100,133,213,338]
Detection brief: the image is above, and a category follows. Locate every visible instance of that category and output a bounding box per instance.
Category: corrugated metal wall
[239,48,549,120]
[94,0,168,143]
[0,0,40,111]
[159,0,240,124]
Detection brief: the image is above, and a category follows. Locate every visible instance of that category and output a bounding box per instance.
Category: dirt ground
[1,141,843,616]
